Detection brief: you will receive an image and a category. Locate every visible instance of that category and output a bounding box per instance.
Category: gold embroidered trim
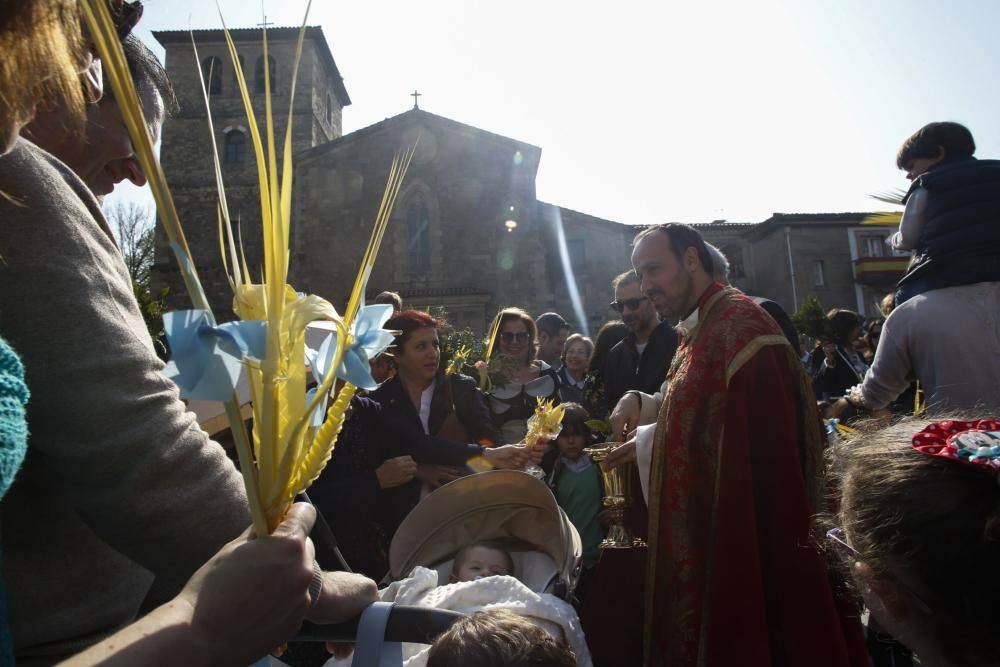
[726,335,789,385]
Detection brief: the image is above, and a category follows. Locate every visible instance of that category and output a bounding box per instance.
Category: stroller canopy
[389,470,582,593]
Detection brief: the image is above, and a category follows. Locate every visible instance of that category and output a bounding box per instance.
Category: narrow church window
[224,129,246,164]
[813,260,826,287]
[327,93,332,126]
[406,198,431,274]
[255,55,277,94]
[202,56,222,95]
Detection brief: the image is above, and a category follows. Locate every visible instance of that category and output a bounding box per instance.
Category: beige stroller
[293,470,586,666]
[389,469,583,598]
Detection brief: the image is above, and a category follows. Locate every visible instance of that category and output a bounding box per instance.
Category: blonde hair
[0,1,87,147]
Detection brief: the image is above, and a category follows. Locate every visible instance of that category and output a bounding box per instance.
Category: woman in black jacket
[310,310,524,577]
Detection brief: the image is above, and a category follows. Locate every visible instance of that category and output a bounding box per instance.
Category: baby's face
[454,547,511,582]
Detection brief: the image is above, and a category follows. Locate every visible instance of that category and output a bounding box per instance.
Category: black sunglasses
[610,296,649,313]
[500,331,531,343]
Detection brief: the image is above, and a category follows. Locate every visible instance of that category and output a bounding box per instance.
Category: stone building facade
[152,26,903,338]
[152,27,635,337]
[696,214,908,319]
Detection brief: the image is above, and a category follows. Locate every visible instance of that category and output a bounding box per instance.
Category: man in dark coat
[603,271,678,409]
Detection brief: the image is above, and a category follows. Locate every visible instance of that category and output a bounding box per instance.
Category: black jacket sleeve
[450,374,504,444]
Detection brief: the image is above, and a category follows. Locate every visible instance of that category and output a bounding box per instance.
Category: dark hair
[101,34,179,115]
[373,290,403,311]
[452,541,514,577]
[830,417,1000,665]
[826,309,861,346]
[557,402,592,441]
[535,312,569,337]
[588,320,627,373]
[633,223,713,276]
[427,609,576,667]
[896,122,975,169]
[611,270,639,291]
[385,309,443,351]
[489,308,537,361]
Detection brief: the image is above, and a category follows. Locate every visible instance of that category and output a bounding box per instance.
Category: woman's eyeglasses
[500,332,531,343]
[610,296,649,313]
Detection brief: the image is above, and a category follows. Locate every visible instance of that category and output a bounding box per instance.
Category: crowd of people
[1,1,1000,666]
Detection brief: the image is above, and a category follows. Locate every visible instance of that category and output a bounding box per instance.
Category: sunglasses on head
[610,296,649,313]
[500,331,531,343]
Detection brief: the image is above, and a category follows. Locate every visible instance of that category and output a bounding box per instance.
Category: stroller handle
[295,604,464,644]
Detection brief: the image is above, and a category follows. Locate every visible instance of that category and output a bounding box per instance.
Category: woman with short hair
[557,333,593,404]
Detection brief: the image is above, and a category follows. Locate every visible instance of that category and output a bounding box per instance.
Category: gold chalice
[584,442,647,549]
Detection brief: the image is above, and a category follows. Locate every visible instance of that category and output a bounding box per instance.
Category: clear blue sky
[107,0,1000,226]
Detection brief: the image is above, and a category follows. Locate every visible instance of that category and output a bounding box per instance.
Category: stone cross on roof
[410,89,421,109]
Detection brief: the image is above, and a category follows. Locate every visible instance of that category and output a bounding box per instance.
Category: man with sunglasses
[602,270,677,414]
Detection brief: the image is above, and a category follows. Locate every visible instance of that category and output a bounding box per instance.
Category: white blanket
[327,566,592,667]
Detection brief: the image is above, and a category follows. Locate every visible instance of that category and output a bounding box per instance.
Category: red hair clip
[911,419,1000,474]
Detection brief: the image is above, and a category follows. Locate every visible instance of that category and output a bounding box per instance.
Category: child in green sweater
[547,403,604,599]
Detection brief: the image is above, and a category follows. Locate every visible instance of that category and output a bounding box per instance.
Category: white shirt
[419,380,436,435]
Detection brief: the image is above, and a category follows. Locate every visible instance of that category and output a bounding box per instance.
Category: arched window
[254,55,277,94]
[326,93,332,125]
[224,129,246,164]
[406,197,431,274]
[201,56,222,95]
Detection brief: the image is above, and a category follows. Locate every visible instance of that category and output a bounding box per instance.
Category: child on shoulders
[891,121,1000,303]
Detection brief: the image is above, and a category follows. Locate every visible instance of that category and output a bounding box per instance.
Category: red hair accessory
[911,419,1000,474]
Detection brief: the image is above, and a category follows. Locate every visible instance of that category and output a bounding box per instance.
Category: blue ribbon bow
[162,310,267,401]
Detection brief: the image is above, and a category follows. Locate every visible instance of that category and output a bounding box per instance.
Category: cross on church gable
[410,89,421,109]
[256,16,275,28]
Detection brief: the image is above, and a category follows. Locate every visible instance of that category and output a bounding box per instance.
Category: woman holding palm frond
[486,308,562,447]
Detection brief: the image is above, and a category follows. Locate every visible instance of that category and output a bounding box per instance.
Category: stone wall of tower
[152,30,344,317]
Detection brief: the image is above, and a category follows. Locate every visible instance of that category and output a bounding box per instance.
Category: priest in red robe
[605,224,867,667]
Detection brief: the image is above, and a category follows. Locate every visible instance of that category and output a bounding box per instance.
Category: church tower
[151,26,350,317]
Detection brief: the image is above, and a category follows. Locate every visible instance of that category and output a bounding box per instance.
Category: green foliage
[134,282,170,360]
[791,295,831,342]
[427,306,512,388]
[585,419,612,437]
[425,306,478,372]
[105,202,169,359]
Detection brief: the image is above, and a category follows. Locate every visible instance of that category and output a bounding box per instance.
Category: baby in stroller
[328,470,593,666]
[448,541,513,582]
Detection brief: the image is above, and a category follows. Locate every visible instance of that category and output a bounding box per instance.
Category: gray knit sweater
[0,139,250,664]
[858,281,1000,414]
